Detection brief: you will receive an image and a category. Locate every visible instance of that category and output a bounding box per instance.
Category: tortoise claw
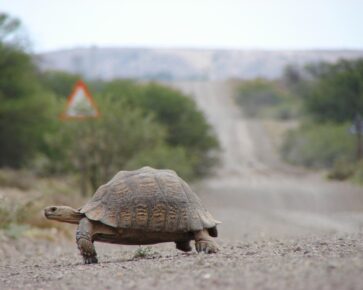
[195,240,219,254]
[84,256,98,264]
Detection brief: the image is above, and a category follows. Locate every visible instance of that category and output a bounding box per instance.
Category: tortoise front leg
[76,218,98,264]
[194,229,219,254]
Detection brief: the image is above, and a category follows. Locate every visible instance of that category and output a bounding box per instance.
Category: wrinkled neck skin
[44,206,84,224]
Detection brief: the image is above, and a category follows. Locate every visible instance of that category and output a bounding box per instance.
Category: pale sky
[2,0,363,52]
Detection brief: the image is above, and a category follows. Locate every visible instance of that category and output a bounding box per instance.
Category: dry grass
[0,169,86,239]
[133,246,161,259]
[263,119,298,149]
[0,206,13,229]
[0,168,34,190]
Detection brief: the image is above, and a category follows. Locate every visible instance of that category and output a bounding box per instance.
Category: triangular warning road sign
[61,80,100,120]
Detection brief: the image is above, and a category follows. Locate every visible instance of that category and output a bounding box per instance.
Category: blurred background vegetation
[234,57,363,184]
[0,13,219,187]
[1,11,363,236]
[0,13,219,233]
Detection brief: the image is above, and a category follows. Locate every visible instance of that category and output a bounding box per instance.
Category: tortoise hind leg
[76,218,98,264]
[175,240,192,252]
[194,229,219,254]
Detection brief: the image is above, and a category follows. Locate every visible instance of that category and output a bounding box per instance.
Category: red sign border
[60,80,100,121]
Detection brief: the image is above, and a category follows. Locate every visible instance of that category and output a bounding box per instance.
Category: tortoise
[44,166,220,264]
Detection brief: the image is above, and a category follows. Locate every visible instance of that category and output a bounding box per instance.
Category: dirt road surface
[1,81,363,290]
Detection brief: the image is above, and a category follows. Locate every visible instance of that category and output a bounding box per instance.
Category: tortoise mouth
[44,211,59,218]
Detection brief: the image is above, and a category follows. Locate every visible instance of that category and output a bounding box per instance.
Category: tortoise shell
[80,167,220,233]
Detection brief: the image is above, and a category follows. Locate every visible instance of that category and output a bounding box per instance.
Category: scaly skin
[76,218,98,264]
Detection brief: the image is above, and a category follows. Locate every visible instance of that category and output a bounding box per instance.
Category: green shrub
[352,161,363,185]
[125,145,194,180]
[303,59,363,123]
[4,224,29,239]
[0,14,59,168]
[0,206,12,229]
[235,79,299,119]
[133,246,154,259]
[101,81,220,178]
[36,79,219,184]
[328,161,363,184]
[49,98,168,192]
[38,70,80,98]
[327,160,356,180]
[0,44,57,168]
[281,122,355,168]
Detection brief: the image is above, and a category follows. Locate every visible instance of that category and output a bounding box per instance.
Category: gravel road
[1,81,363,290]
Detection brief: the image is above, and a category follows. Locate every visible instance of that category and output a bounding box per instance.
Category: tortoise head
[44,206,84,224]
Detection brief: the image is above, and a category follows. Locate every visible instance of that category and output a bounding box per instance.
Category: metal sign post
[61,80,100,196]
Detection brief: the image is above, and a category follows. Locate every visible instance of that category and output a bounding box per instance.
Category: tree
[101,81,220,177]
[38,70,81,98]
[0,14,56,167]
[53,96,194,193]
[0,13,20,43]
[303,59,363,122]
[283,65,303,88]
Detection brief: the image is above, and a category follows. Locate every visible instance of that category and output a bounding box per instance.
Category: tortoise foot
[195,240,219,254]
[83,255,98,264]
[194,229,219,254]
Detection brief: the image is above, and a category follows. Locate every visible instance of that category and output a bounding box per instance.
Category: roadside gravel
[1,233,363,290]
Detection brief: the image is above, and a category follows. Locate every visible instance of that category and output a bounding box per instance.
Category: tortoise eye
[50,207,57,212]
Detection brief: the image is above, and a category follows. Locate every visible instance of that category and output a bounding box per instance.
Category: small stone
[10,272,19,276]
[245,251,257,256]
[202,273,211,279]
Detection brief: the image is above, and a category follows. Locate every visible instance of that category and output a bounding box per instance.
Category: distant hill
[36,47,363,80]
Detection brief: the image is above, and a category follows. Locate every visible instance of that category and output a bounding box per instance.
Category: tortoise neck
[65,208,84,224]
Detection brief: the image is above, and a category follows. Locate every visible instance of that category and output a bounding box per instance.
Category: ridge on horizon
[37,47,363,81]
